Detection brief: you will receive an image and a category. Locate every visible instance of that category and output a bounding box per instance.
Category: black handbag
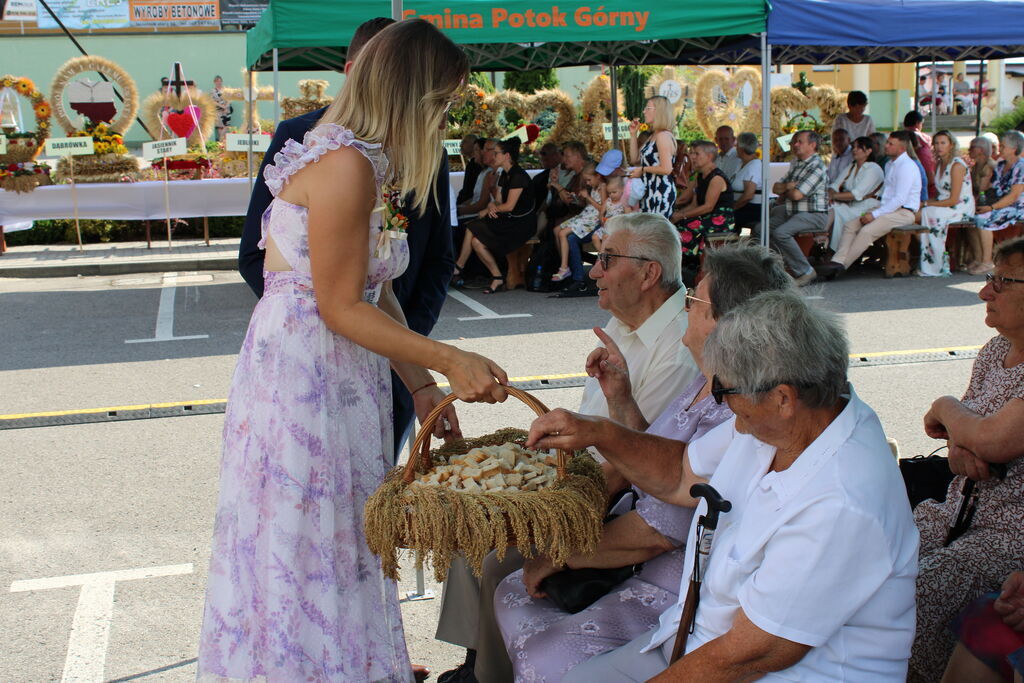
[540,563,641,614]
[899,447,956,509]
[539,491,642,614]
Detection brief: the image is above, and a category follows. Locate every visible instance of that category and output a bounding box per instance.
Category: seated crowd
[452,92,1024,294]
[432,233,1024,683]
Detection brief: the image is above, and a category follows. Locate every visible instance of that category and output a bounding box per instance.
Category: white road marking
[447,289,532,322]
[10,563,194,683]
[124,272,210,343]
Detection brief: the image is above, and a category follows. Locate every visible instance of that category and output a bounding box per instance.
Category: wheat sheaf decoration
[50,55,138,136]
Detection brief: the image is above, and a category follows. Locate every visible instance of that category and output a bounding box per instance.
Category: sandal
[551,267,571,282]
[967,261,994,275]
[450,266,465,288]
[483,276,506,294]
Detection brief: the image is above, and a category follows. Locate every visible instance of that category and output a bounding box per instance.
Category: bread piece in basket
[364,388,606,581]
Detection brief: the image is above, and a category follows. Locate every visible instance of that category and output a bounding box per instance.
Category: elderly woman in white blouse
[827,135,884,252]
[731,132,762,229]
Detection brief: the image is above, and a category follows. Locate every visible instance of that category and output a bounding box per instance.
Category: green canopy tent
[244,0,774,244]
[246,0,767,72]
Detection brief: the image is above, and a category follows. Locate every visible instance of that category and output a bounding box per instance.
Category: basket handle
[401,385,570,484]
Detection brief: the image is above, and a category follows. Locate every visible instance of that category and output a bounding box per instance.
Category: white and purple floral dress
[493,376,732,682]
[197,124,412,682]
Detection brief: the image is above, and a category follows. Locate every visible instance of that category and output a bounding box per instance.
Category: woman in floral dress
[919,130,974,276]
[972,130,1024,274]
[628,96,677,219]
[672,140,734,270]
[196,21,507,682]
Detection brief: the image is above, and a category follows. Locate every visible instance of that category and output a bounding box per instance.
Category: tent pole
[976,59,985,136]
[609,63,619,147]
[391,0,403,20]
[914,62,920,116]
[930,61,938,134]
[272,48,280,128]
[760,32,771,249]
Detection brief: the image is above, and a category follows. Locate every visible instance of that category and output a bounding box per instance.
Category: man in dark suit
[238,17,458,463]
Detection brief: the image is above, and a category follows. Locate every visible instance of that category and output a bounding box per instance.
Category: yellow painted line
[0,399,226,421]
[852,344,981,359]
[0,346,981,422]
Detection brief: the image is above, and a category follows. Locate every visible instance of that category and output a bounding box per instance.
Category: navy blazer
[238,107,455,459]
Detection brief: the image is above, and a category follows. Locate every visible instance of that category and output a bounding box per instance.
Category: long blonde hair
[318,20,468,215]
[647,96,673,133]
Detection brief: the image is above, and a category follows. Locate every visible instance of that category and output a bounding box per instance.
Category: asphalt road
[0,266,991,681]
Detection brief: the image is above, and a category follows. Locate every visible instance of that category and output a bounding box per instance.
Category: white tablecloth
[0,178,254,225]
[1,164,792,226]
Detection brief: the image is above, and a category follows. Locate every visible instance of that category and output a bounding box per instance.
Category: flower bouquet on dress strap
[375,186,410,259]
[364,386,606,582]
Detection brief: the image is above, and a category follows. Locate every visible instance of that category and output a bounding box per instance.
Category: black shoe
[814,262,845,281]
[438,650,477,683]
[552,281,592,298]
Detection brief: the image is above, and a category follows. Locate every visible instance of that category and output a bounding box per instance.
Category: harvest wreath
[364,387,606,582]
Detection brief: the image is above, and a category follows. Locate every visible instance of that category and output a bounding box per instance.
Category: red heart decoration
[166,111,197,139]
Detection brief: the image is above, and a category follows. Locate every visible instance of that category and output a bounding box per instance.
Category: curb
[0,257,238,278]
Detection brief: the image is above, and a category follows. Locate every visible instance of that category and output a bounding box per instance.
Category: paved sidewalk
[0,238,240,278]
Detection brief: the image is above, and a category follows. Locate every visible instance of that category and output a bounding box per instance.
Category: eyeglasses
[985,272,1024,293]
[710,375,780,405]
[596,252,652,269]
[685,287,712,312]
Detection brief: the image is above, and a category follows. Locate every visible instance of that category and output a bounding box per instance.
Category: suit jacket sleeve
[392,154,454,337]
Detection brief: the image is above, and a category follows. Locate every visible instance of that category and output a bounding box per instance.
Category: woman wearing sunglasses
[911,236,1024,683]
[492,243,793,682]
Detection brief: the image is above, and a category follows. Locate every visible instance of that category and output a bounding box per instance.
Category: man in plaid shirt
[756,130,830,286]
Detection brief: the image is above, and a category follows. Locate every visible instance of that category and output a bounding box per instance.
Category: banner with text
[129,0,219,27]
[2,0,37,22]
[36,0,130,30]
[602,122,631,140]
[219,0,267,25]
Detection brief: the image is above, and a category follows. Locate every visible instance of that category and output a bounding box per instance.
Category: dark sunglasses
[985,272,1024,293]
[596,252,651,269]
[710,375,779,405]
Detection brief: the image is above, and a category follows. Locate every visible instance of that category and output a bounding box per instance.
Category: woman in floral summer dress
[196,21,507,682]
[918,130,974,276]
[973,131,1024,274]
[628,96,677,219]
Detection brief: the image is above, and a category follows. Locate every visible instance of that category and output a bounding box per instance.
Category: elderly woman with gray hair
[672,139,734,271]
[491,244,793,682]
[530,291,920,681]
[971,130,1024,274]
[731,132,763,230]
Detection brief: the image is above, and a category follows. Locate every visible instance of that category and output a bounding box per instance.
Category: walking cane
[944,462,1007,547]
[670,483,732,663]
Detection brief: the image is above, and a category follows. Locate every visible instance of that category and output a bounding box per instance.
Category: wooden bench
[945,221,976,272]
[506,238,538,290]
[995,221,1024,245]
[882,224,928,277]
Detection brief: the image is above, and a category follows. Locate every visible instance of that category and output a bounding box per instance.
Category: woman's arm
[734,180,756,210]
[678,175,726,220]
[628,119,641,164]
[925,395,1024,463]
[487,187,523,215]
[982,182,1024,213]
[925,162,966,209]
[461,172,496,214]
[300,147,508,402]
[646,131,676,176]
[522,510,677,596]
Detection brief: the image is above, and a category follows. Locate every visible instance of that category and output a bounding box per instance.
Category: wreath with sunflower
[0,75,52,165]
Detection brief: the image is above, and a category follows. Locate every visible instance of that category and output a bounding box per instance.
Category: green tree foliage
[616,65,661,120]
[504,68,558,94]
[469,70,495,93]
[988,99,1024,136]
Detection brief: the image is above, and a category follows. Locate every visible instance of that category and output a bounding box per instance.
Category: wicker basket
[365,387,606,581]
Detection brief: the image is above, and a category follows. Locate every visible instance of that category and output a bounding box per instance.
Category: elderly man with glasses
[531,290,919,682]
[435,212,700,683]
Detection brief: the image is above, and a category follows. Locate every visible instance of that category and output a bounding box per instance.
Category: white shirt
[457,168,493,219]
[830,160,884,198]
[578,287,699,426]
[643,387,919,681]
[732,158,762,205]
[832,113,876,139]
[715,147,743,184]
[827,147,854,187]
[873,152,922,218]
